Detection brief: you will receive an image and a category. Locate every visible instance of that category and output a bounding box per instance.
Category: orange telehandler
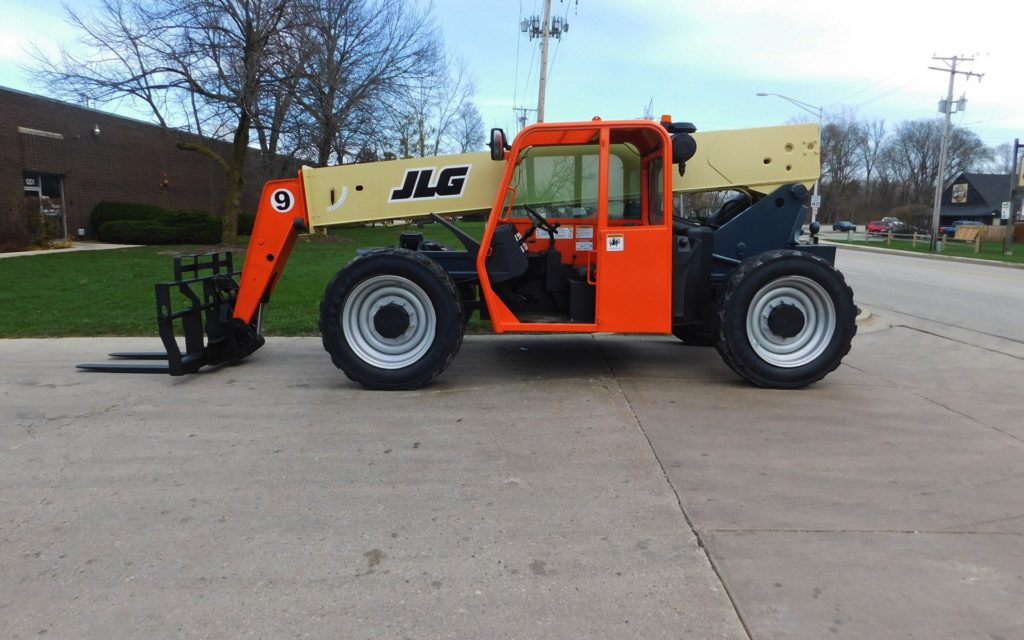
[79,117,856,389]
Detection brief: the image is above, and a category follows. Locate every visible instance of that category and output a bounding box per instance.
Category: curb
[855,305,872,327]
[824,240,1024,270]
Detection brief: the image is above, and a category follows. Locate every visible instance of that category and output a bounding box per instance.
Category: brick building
[1,86,287,244]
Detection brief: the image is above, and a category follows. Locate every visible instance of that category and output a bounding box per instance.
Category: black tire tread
[714,249,856,388]
[320,248,464,390]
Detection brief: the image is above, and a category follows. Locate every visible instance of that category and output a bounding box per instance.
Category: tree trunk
[222,111,252,245]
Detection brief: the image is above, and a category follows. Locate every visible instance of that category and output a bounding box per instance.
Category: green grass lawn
[0,222,484,338]
[832,238,1024,264]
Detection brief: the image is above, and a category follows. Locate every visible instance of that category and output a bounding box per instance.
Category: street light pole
[757,92,823,224]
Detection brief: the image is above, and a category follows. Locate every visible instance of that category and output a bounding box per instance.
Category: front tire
[320,248,464,390]
[715,250,856,388]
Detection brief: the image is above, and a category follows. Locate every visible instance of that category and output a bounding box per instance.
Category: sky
[2,0,1022,150]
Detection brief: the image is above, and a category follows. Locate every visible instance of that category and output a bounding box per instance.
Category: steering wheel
[521,204,561,248]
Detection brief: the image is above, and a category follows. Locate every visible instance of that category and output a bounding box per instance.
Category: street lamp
[757,92,824,223]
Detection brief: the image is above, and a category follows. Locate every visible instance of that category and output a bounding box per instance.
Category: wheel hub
[341,275,436,370]
[746,275,836,368]
[766,302,805,338]
[373,302,411,339]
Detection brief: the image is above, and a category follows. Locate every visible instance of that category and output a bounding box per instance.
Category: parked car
[866,220,891,236]
[939,220,983,238]
[832,220,857,232]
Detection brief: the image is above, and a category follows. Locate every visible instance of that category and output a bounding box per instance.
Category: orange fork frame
[233,174,309,325]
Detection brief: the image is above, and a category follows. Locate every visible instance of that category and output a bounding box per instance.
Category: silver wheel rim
[342,275,436,369]
[746,275,835,368]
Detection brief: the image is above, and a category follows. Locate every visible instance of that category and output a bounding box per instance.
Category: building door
[24,173,68,241]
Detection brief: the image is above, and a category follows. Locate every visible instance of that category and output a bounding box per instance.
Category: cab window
[510,144,640,220]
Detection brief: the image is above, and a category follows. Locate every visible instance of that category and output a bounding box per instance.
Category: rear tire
[320,248,464,390]
[715,250,856,388]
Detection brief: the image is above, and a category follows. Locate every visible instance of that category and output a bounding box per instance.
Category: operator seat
[707,194,752,228]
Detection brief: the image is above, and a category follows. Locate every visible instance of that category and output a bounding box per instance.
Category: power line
[855,79,918,108]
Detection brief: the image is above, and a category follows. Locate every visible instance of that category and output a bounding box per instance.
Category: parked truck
[80,117,856,389]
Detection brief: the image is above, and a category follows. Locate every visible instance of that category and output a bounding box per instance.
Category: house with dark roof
[939,172,1013,226]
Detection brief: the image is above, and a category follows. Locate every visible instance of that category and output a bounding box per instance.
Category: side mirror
[489,128,509,161]
[671,133,697,177]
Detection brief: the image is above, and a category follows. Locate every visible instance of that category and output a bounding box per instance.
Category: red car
[866,220,891,236]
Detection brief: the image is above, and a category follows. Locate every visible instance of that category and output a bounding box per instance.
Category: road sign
[810,195,822,208]
[1002,202,1011,220]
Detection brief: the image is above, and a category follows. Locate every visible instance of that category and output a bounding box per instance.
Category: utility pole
[928,55,983,252]
[513,106,537,133]
[519,1,570,124]
[537,0,552,122]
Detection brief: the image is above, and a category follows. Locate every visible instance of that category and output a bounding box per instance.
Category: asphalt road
[835,247,1024,343]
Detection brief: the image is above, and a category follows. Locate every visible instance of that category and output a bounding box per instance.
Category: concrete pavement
[2,319,1023,638]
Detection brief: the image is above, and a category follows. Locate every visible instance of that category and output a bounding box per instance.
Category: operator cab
[479,119,679,334]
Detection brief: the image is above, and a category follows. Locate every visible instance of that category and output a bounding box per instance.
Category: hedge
[90,201,167,232]
[91,201,222,245]
[99,218,221,245]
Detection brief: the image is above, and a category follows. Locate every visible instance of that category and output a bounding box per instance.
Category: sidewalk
[0,241,141,259]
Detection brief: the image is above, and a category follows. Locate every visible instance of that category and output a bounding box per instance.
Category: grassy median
[831,238,1024,264]
[0,222,484,338]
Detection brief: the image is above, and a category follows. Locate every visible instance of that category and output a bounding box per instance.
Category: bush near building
[91,201,221,245]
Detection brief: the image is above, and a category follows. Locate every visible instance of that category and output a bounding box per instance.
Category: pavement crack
[592,336,754,640]
[862,305,1024,360]
[935,513,1024,532]
[912,391,1024,446]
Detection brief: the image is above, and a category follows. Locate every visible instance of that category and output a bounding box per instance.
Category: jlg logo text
[389,165,471,202]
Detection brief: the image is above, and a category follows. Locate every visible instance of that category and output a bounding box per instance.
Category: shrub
[90,201,166,232]
[0,214,33,252]
[92,202,222,245]
[0,200,60,252]
[98,220,181,244]
[238,213,255,235]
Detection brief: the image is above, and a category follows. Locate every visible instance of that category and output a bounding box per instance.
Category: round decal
[270,187,295,213]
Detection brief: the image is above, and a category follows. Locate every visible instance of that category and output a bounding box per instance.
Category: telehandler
[79,116,856,389]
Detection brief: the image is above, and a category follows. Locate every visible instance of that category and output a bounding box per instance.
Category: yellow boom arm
[299,123,820,230]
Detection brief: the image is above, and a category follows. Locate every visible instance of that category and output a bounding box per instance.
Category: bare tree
[452,101,485,153]
[857,119,886,205]
[33,0,300,244]
[819,111,864,221]
[390,55,486,158]
[294,0,440,167]
[880,120,943,205]
[984,143,1014,174]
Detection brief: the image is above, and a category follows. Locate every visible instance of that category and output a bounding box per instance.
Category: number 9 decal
[270,187,294,213]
